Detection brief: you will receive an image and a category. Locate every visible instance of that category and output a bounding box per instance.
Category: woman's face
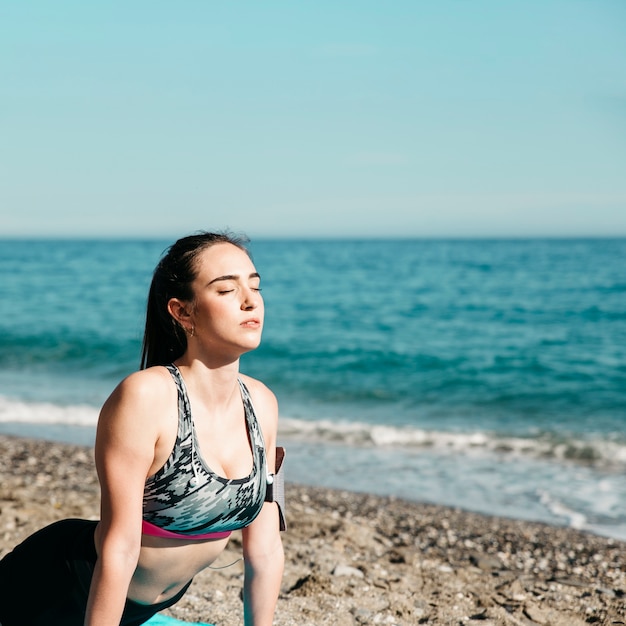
[185,242,264,357]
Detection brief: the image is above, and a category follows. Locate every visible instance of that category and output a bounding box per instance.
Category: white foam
[538,490,589,531]
[2,396,625,472]
[278,416,626,470]
[0,396,98,427]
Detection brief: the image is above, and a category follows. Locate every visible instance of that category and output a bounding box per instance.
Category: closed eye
[208,272,261,293]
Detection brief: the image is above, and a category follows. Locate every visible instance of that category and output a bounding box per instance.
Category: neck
[173,353,241,406]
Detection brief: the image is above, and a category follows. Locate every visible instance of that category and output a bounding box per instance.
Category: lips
[241,318,261,328]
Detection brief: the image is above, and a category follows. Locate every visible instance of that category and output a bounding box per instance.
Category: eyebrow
[207,272,261,286]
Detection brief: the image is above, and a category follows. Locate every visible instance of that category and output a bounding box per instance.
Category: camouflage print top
[142,364,267,536]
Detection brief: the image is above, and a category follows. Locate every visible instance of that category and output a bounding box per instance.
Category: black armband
[265,446,286,531]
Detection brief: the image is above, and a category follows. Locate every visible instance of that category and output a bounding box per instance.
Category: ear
[167,298,193,328]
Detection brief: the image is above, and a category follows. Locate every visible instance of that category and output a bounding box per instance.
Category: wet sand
[1,435,624,625]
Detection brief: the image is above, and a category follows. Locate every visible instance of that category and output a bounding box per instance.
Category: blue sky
[1,1,625,238]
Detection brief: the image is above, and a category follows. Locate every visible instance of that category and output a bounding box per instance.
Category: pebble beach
[1,435,624,626]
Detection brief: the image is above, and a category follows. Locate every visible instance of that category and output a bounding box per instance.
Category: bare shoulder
[99,366,174,425]
[239,374,278,429]
[240,374,277,408]
[95,367,177,514]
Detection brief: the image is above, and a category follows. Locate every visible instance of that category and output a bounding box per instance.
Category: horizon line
[2,233,626,242]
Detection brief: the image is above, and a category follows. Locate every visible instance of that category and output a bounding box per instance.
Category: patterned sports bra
[142,364,268,539]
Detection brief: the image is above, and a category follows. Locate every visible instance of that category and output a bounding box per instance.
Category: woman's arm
[242,499,285,626]
[85,370,164,626]
[240,381,284,626]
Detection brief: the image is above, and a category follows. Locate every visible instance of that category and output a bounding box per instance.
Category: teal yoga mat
[144,615,214,626]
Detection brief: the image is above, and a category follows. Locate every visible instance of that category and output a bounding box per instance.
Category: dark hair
[140,231,250,369]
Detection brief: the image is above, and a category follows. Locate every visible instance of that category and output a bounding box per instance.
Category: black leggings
[0,519,191,626]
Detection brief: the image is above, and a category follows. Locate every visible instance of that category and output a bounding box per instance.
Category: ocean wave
[278,417,626,469]
[0,396,98,426]
[2,394,625,471]
[537,490,589,531]
[0,332,139,373]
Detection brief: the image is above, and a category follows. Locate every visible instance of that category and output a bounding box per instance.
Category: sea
[1,238,625,541]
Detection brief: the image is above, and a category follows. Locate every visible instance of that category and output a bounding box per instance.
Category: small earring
[188,325,195,337]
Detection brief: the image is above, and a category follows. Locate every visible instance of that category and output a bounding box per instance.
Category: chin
[239,338,262,353]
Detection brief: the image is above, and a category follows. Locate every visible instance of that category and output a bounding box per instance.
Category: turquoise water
[1,238,625,539]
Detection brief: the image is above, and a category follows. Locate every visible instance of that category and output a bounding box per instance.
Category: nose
[241,287,260,310]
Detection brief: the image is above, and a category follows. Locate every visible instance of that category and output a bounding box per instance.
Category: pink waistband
[142,520,232,541]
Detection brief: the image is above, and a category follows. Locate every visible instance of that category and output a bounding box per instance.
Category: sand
[1,435,624,625]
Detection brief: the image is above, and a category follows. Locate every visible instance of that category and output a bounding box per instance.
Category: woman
[0,232,285,625]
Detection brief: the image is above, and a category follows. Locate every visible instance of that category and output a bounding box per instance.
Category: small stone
[469,553,504,571]
[333,564,364,578]
[351,607,372,623]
